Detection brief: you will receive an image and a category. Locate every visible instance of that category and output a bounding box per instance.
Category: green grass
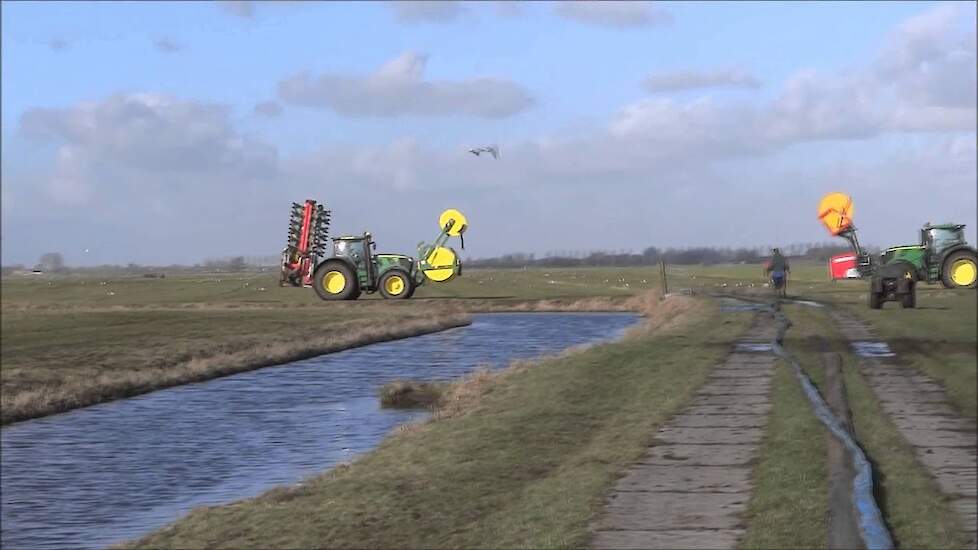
[739,316,828,549]
[128,302,753,549]
[677,261,977,418]
[1,268,664,423]
[4,262,973,546]
[843,291,977,420]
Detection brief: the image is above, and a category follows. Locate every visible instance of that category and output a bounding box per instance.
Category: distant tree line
[2,244,865,276]
[464,242,857,269]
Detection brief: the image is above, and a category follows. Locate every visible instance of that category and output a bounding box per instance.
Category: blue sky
[2,1,975,266]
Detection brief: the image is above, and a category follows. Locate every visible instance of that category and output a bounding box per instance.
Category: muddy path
[829,309,978,548]
[591,309,779,549]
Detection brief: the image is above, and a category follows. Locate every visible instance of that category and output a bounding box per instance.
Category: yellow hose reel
[421,209,468,283]
[818,192,855,236]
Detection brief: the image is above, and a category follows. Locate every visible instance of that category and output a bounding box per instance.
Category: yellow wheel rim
[384,274,405,295]
[950,259,977,287]
[423,246,457,282]
[323,271,346,294]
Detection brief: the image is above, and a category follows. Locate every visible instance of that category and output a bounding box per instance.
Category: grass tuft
[378,379,449,409]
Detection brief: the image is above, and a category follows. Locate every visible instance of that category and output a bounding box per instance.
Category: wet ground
[1,312,638,550]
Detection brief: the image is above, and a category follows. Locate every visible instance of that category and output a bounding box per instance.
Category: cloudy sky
[2,1,975,266]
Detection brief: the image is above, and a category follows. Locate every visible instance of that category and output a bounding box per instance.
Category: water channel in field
[1,312,639,550]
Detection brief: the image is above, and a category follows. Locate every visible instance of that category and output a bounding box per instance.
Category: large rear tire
[378,269,414,300]
[313,260,359,301]
[941,250,978,289]
[869,290,882,310]
[901,284,916,309]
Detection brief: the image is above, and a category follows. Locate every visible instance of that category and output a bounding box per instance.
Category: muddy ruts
[769,302,894,550]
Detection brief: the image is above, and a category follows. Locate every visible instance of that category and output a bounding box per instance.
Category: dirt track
[829,309,978,548]
[590,312,778,549]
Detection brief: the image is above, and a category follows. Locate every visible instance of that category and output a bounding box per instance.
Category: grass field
[0,267,663,424]
[4,261,975,549]
[128,297,755,549]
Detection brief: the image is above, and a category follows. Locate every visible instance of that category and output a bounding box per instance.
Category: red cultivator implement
[279,200,331,287]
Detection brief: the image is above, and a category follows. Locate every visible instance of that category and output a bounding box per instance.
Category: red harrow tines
[280,200,331,287]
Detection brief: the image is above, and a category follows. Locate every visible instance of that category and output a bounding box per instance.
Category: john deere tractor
[819,193,977,309]
[280,200,467,301]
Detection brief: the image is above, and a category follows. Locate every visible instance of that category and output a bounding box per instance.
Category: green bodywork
[326,218,462,293]
[880,223,969,283]
[331,235,417,291]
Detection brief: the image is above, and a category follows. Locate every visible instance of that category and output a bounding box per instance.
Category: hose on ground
[768,301,894,550]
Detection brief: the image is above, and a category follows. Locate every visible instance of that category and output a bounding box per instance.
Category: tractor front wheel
[313,261,359,301]
[941,250,978,289]
[379,269,414,300]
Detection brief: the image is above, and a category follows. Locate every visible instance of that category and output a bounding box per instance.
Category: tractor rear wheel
[379,269,414,300]
[901,284,916,309]
[869,290,882,309]
[313,260,359,301]
[941,250,978,289]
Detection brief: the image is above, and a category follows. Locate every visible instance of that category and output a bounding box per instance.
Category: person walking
[764,248,790,297]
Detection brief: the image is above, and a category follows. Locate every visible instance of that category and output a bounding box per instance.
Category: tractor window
[928,229,961,252]
[334,241,350,256]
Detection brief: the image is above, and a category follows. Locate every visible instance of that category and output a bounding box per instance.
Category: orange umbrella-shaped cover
[818,193,855,236]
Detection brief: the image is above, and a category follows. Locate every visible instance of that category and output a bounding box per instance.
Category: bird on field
[468,145,499,159]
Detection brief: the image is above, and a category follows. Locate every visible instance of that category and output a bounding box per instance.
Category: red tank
[828,253,860,280]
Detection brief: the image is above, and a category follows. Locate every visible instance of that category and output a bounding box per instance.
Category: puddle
[719,298,767,313]
[1,312,638,550]
[851,341,896,358]
[735,342,774,353]
[721,304,766,313]
[784,299,824,308]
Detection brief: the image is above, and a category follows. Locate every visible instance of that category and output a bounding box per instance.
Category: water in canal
[1,312,638,550]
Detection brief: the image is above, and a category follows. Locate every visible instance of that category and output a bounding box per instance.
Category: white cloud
[254,100,283,117]
[617,5,976,150]
[554,1,672,28]
[18,93,277,205]
[643,68,761,93]
[219,1,253,18]
[3,5,974,266]
[278,52,534,118]
[877,3,977,110]
[387,1,466,23]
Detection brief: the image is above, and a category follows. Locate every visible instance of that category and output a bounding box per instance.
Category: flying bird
[468,145,499,159]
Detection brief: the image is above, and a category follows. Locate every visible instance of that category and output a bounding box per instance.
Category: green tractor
[279,201,468,301]
[838,223,977,309]
[819,193,976,309]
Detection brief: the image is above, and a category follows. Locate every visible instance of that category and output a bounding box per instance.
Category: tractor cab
[333,233,374,261]
[332,233,377,286]
[921,223,966,254]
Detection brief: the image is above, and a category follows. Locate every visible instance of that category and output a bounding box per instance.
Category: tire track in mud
[590,310,778,549]
[828,309,978,548]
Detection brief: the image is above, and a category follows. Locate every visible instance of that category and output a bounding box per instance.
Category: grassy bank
[128,297,753,548]
[1,310,469,425]
[2,268,668,424]
[378,379,450,409]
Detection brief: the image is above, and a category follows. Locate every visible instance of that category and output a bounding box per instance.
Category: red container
[828,253,859,280]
